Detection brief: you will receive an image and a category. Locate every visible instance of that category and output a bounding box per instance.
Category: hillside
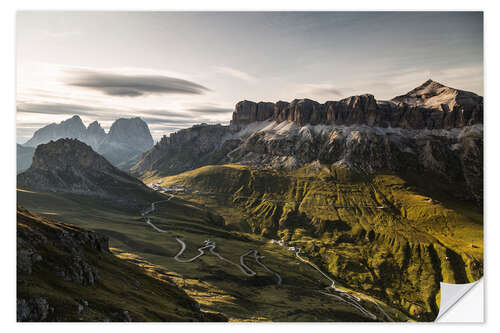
[17,206,226,322]
[17,187,410,322]
[145,163,483,320]
[17,138,160,206]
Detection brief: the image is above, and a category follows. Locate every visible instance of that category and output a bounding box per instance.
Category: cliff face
[231,80,482,129]
[131,124,234,176]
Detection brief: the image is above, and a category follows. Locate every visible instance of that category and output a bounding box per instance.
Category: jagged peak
[65,115,84,123]
[88,120,101,127]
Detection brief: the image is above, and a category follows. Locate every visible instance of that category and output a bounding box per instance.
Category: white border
[2,1,497,332]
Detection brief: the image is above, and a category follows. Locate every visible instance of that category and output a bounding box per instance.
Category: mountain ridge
[17,138,160,206]
[231,80,482,129]
[21,116,154,170]
[131,82,483,204]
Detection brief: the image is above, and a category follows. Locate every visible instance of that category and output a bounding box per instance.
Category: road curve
[252,251,282,286]
[173,238,257,276]
[141,195,174,232]
[140,194,283,284]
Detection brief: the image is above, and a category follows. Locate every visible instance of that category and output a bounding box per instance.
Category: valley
[16,80,483,322]
[17,188,409,322]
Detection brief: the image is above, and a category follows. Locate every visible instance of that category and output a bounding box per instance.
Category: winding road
[141,195,282,283]
[141,193,390,321]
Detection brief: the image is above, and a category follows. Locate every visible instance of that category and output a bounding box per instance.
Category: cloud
[141,117,205,125]
[16,101,100,117]
[299,84,343,98]
[188,106,233,115]
[215,66,257,83]
[66,69,211,97]
[139,109,196,119]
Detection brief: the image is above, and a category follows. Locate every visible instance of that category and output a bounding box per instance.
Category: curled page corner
[435,278,483,322]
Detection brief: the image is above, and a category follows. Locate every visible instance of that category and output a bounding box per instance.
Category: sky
[16,11,483,143]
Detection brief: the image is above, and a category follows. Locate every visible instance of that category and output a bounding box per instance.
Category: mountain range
[19,116,154,172]
[132,80,483,204]
[16,79,483,322]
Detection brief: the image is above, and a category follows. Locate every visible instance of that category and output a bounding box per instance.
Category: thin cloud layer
[298,84,343,99]
[188,106,233,115]
[17,102,100,117]
[67,69,211,97]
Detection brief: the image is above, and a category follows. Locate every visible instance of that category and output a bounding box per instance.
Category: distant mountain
[22,116,154,169]
[17,206,226,322]
[85,120,107,150]
[131,80,483,203]
[97,117,154,168]
[16,144,35,174]
[24,115,87,147]
[17,138,159,206]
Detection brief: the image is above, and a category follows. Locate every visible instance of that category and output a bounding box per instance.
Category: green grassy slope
[17,188,408,322]
[17,206,225,322]
[144,163,483,320]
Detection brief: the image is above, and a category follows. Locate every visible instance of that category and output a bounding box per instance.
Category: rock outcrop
[17,138,159,205]
[231,80,482,130]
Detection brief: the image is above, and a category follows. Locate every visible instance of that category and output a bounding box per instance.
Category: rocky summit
[97,117,154,168]
[25,115,88,147]
[17,138,159,205]
[231,80,482,129]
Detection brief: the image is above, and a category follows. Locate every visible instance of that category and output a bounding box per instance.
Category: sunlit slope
[16,206,225,322]
[149,163,483,320]
[17,189,407,322]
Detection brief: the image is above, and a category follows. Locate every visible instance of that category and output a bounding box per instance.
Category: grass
[17,187,408,322]
[142,162,483,320]
[17,207,219,322]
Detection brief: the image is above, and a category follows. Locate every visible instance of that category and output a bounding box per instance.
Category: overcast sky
[16,11,483,143]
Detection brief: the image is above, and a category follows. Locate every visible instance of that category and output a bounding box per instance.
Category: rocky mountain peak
[29,138,113,172]
[87,120,105,133]
[391,79,482,111]
[230,81,482,129]
[24,115,87,147]
[106,117,154,152]
[18,138,158,204]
